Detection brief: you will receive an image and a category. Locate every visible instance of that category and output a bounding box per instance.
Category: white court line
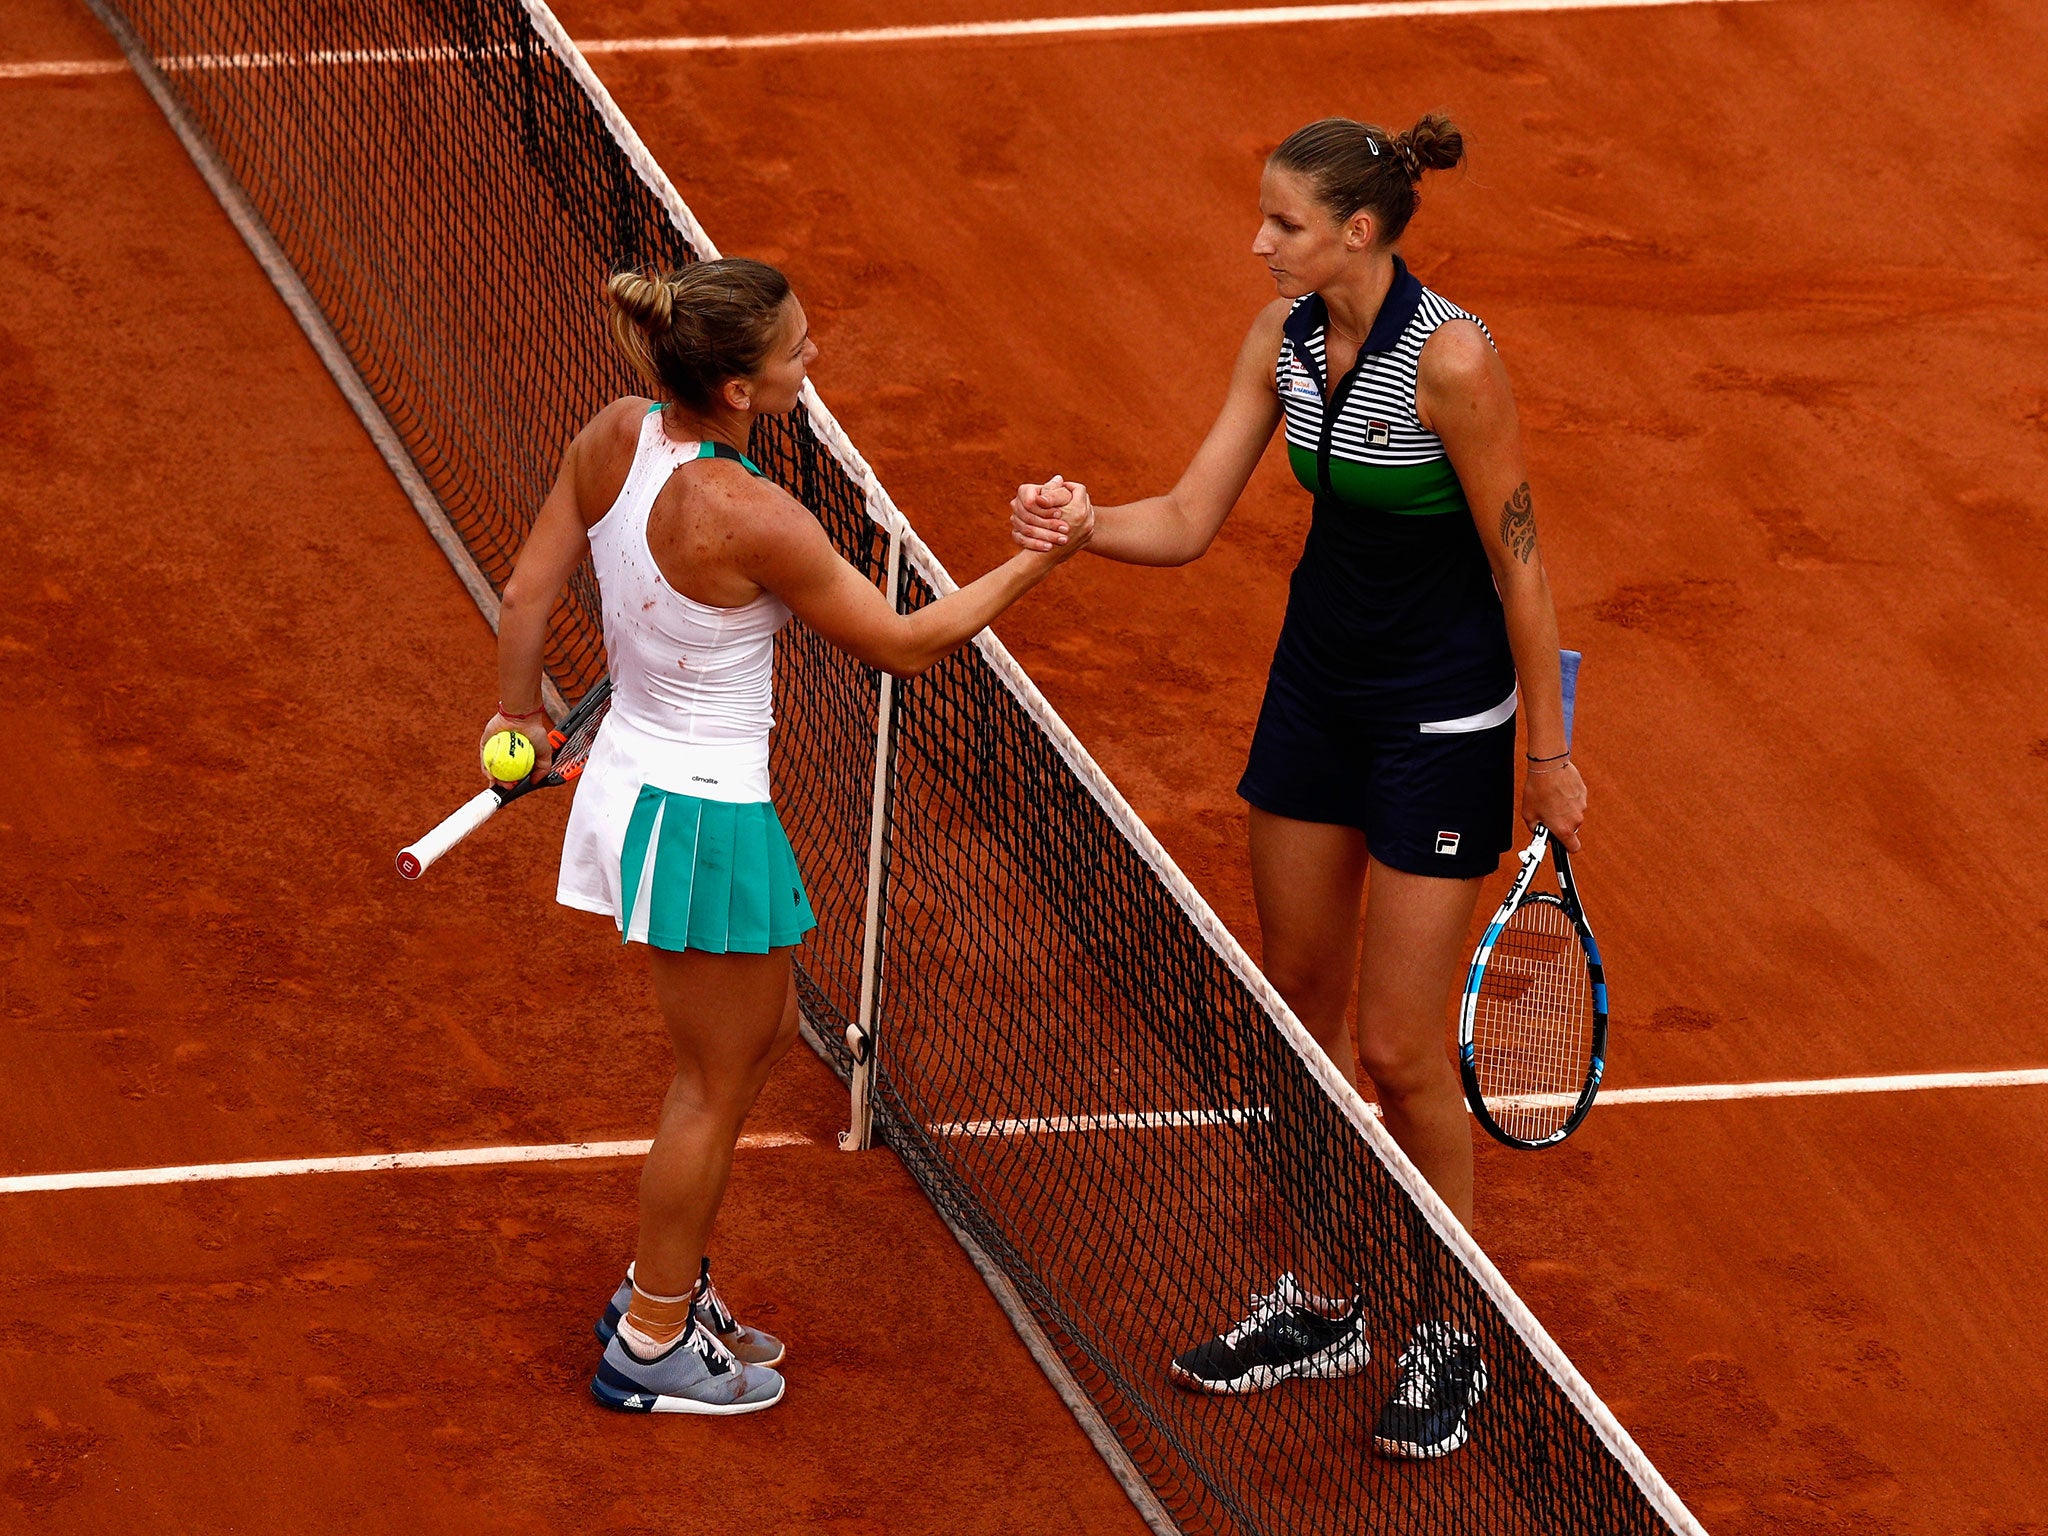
[932,1107,1270,1136]
[0,1130,809,1196]
[0,58,128,79]
[0,0,1772,83]
[581,0,1772,54]
[1490,1066,2048,1112]
[5,1068,2040,1194]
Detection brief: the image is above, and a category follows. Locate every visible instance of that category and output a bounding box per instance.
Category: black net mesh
[89,1,1689,1530]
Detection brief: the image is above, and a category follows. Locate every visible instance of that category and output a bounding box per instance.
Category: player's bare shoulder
[584,395,656,457]
[651,450,816,576]
[1231,298,1293,391]
[1418,319,1501,395]
[1417,318,1512,431]
[1248,296,1291,353]
[568,396,661,522]
[689,453,806,538]
[725,466,829,569]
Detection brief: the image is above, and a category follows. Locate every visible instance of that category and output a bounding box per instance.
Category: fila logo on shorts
[1435,831,1462,855]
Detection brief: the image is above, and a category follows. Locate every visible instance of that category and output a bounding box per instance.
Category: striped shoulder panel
[1277,288,1493,470]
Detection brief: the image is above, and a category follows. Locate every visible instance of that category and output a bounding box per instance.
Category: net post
[839,488,902,1153]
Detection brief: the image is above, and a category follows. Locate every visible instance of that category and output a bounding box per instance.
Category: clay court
[3,0,2046,1530]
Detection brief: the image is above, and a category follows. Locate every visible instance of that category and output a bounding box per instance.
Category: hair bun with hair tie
[1268,113,1463,245]
[603,256,794,412]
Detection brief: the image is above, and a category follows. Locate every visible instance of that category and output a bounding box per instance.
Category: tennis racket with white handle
[1458,649,1608,1149]
[396,678,612,880]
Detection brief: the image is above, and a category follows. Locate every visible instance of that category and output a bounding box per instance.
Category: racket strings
[1472,896,1593,1142]
[546,691,612,783]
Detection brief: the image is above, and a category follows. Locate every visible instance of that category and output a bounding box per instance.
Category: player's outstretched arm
[745,479,1095,678]
[1010,301,1286,567]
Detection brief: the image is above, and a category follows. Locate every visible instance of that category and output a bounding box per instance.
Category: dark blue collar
[1282,255,1423,379]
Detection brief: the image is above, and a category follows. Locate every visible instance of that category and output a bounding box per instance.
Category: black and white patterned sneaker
[1168,1274,1369,1393]
[1372,1321,1489,1458]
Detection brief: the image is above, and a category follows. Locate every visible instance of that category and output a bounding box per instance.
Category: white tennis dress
[556,406,802,943]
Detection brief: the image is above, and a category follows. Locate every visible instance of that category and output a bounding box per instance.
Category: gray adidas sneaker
[589,1317,785,1415]
[693,1260,786,1368]
[597,1258,785,1368]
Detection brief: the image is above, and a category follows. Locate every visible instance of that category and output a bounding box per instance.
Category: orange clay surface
[5,0,2048,1532]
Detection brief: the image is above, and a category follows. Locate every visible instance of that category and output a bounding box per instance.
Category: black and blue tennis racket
[1458,649,1608,1150]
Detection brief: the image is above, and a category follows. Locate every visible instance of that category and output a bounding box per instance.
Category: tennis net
[86,1,1705,1530]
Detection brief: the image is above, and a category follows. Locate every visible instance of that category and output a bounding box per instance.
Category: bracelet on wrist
[1527,758,1574,775]
[497,703,545,722]
[1525,748,1571,763]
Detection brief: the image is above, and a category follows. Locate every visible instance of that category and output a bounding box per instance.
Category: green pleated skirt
[618,788,817,954]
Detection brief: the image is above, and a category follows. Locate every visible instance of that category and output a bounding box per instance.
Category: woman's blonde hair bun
[604,258,792,412]
[606,270,676,332]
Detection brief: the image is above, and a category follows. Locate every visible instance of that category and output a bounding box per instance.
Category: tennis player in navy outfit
[1012,114,1588,1458]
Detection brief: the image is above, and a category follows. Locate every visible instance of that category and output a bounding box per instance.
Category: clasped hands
[1011,475,1096,557]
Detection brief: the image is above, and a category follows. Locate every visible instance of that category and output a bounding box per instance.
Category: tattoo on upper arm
[1499,482,1537,563]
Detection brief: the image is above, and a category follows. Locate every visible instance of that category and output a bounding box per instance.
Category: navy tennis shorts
[1237,672,1516,879]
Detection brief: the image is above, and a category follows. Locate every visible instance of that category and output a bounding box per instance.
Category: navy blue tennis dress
[1238,256,1517,878]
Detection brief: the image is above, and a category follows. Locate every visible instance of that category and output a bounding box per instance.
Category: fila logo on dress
[1435,831,1462,855]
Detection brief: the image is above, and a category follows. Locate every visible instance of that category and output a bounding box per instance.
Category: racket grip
[396,787,504,880]
[1559,648,1582,749]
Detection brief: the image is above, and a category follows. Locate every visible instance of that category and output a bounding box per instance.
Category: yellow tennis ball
[482,729,535,783]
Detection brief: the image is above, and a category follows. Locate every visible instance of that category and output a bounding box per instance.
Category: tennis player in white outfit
[481,258,1095,1414]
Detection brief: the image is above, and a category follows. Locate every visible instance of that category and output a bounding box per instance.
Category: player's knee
[670,1061,753,1121]
[741,1037,788,1089]
[1263,952,1350,1028]
[1355,1027,1450,1103]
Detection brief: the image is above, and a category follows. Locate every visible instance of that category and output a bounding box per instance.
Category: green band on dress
[1286,444,1469,515]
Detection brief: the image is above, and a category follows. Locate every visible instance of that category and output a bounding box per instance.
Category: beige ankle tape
[623,1281,695,1348]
